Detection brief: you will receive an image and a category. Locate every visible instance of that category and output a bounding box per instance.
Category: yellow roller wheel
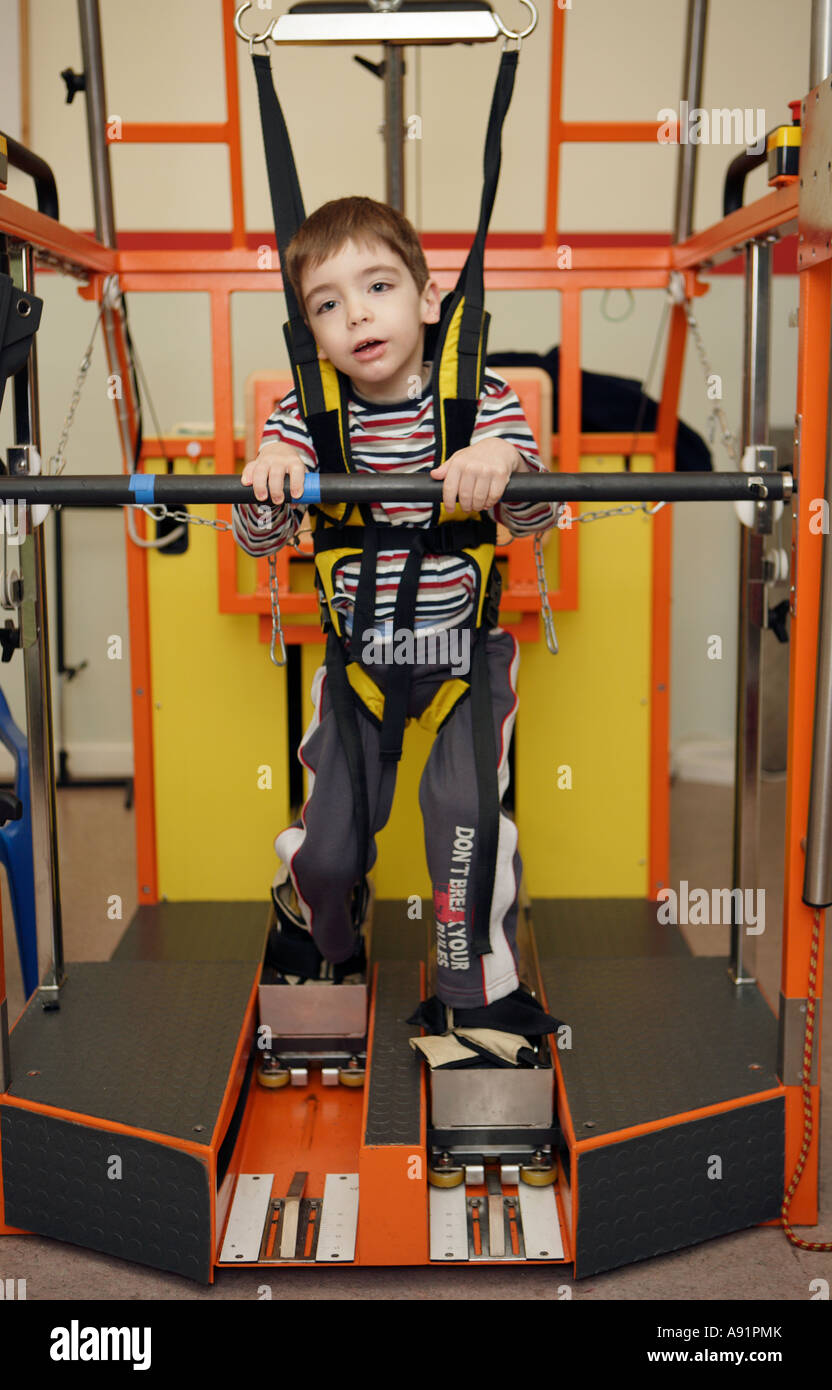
[257,1063,291,1089]
[338,1068,365,1088]
[427,1166,465,1189]
[519,1166,557,1187]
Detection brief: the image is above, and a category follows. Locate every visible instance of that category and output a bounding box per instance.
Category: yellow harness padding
[308,308,498,730]
[345,663,472,735]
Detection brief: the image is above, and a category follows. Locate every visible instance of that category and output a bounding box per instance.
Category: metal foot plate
[220,1174,274,1263]
[429,1174,563,1262]
[316,1173,359,1263]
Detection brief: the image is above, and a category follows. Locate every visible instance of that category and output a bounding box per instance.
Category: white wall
[0,0,812,776]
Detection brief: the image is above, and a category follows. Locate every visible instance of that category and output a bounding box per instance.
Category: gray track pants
[275,628,523,1008]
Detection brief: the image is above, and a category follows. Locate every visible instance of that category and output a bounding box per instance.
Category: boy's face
[300,238,441,403]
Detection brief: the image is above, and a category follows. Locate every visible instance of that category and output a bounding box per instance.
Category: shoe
[407,985,562,1056]
[266,879,324,983]
[409,1027,539,1069]
[266,869,369,985]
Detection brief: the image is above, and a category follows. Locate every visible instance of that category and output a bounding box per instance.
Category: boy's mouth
[353,338,386,361]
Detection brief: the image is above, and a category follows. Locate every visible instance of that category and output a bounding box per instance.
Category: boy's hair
[285,196,431,319]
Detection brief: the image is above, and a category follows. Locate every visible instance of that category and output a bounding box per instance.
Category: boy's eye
[317,299,336,314]
[370,281,391,293]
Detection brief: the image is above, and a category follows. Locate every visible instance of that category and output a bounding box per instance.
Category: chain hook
[233,1,276,50]
[493,0,538,43]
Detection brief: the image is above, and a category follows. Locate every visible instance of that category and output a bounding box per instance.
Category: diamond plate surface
[7,961,256,1141]
[531,898,691,958]
[575,1098,784,1278]
[1,1106,212,1284]
[540,956,779,1137]
[112,900,270,963]
[368,902,426,961]
[365,961,422,1146]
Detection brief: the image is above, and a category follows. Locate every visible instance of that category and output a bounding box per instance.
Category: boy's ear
[423,278,442,324]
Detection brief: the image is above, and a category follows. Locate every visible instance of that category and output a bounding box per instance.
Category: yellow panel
[148,451,653,905]
[300,645,434,900]
[514,456,652,897]
[148,460,291,899]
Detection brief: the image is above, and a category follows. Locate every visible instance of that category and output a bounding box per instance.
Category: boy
[233,196,559,1058]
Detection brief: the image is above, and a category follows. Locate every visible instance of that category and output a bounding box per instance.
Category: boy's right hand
[241,443,307,504]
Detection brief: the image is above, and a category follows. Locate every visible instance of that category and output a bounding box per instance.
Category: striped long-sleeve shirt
[232,367,559,637]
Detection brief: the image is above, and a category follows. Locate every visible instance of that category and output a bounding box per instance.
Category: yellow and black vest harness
[252,47,519,955]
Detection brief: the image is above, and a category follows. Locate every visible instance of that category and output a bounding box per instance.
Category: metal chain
[268,551,287,667]
[533,532,558,654]
[668,271,739,466]
[135,504,295,666]
[531,500,667,655]
[49,301,106,478]
[138,503,234,533]
[5,236,93,285]
[566,499,667,525]
[138,501,668,670]
[684,305,739,465]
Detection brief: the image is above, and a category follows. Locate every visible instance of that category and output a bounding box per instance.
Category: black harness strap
[316,519,497,769]
[351,525,379,659]
[250,46,519,950]
[312,520,496,555]
[251,53,322,397]
[379,531,428,762]
[469,627,500,957]
[324,630,372,885]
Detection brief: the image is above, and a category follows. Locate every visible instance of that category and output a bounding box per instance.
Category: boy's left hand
[431,438,521,513]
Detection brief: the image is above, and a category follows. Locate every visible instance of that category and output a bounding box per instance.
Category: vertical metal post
[802,290,832,908]
[77,0,116,247]
[672,0,708,241]
[77,0,141,529]
[11,243,66,1009]
[731,239,771,983]
[810,0,832,88]
[384,45,406,212]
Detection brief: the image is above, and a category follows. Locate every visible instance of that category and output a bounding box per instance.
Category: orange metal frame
[0,0,820,1234]
[69,0,698,915]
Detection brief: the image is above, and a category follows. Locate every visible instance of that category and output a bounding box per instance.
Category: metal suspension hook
[493,0,538,43]
[233,2,276,48]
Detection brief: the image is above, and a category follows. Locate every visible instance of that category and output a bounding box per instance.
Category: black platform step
[1,903,268,1285]
[531,898,784,1279]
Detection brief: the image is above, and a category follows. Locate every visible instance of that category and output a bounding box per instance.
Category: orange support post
[779,256,831,1225]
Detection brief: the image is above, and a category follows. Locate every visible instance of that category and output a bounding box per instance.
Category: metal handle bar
[0,132,60,220]
[233,0,538,46]
[0,471,795,507]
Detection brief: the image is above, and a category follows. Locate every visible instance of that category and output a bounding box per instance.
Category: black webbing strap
[457,48,518,372]
[426,47,518,520]
[324,630,371,886]
[378,533,428,762]
[312,519,496,555]
[469,626,500,957]
[352,526,379,656]
[314,518,497,765]
[251,53,320,398]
